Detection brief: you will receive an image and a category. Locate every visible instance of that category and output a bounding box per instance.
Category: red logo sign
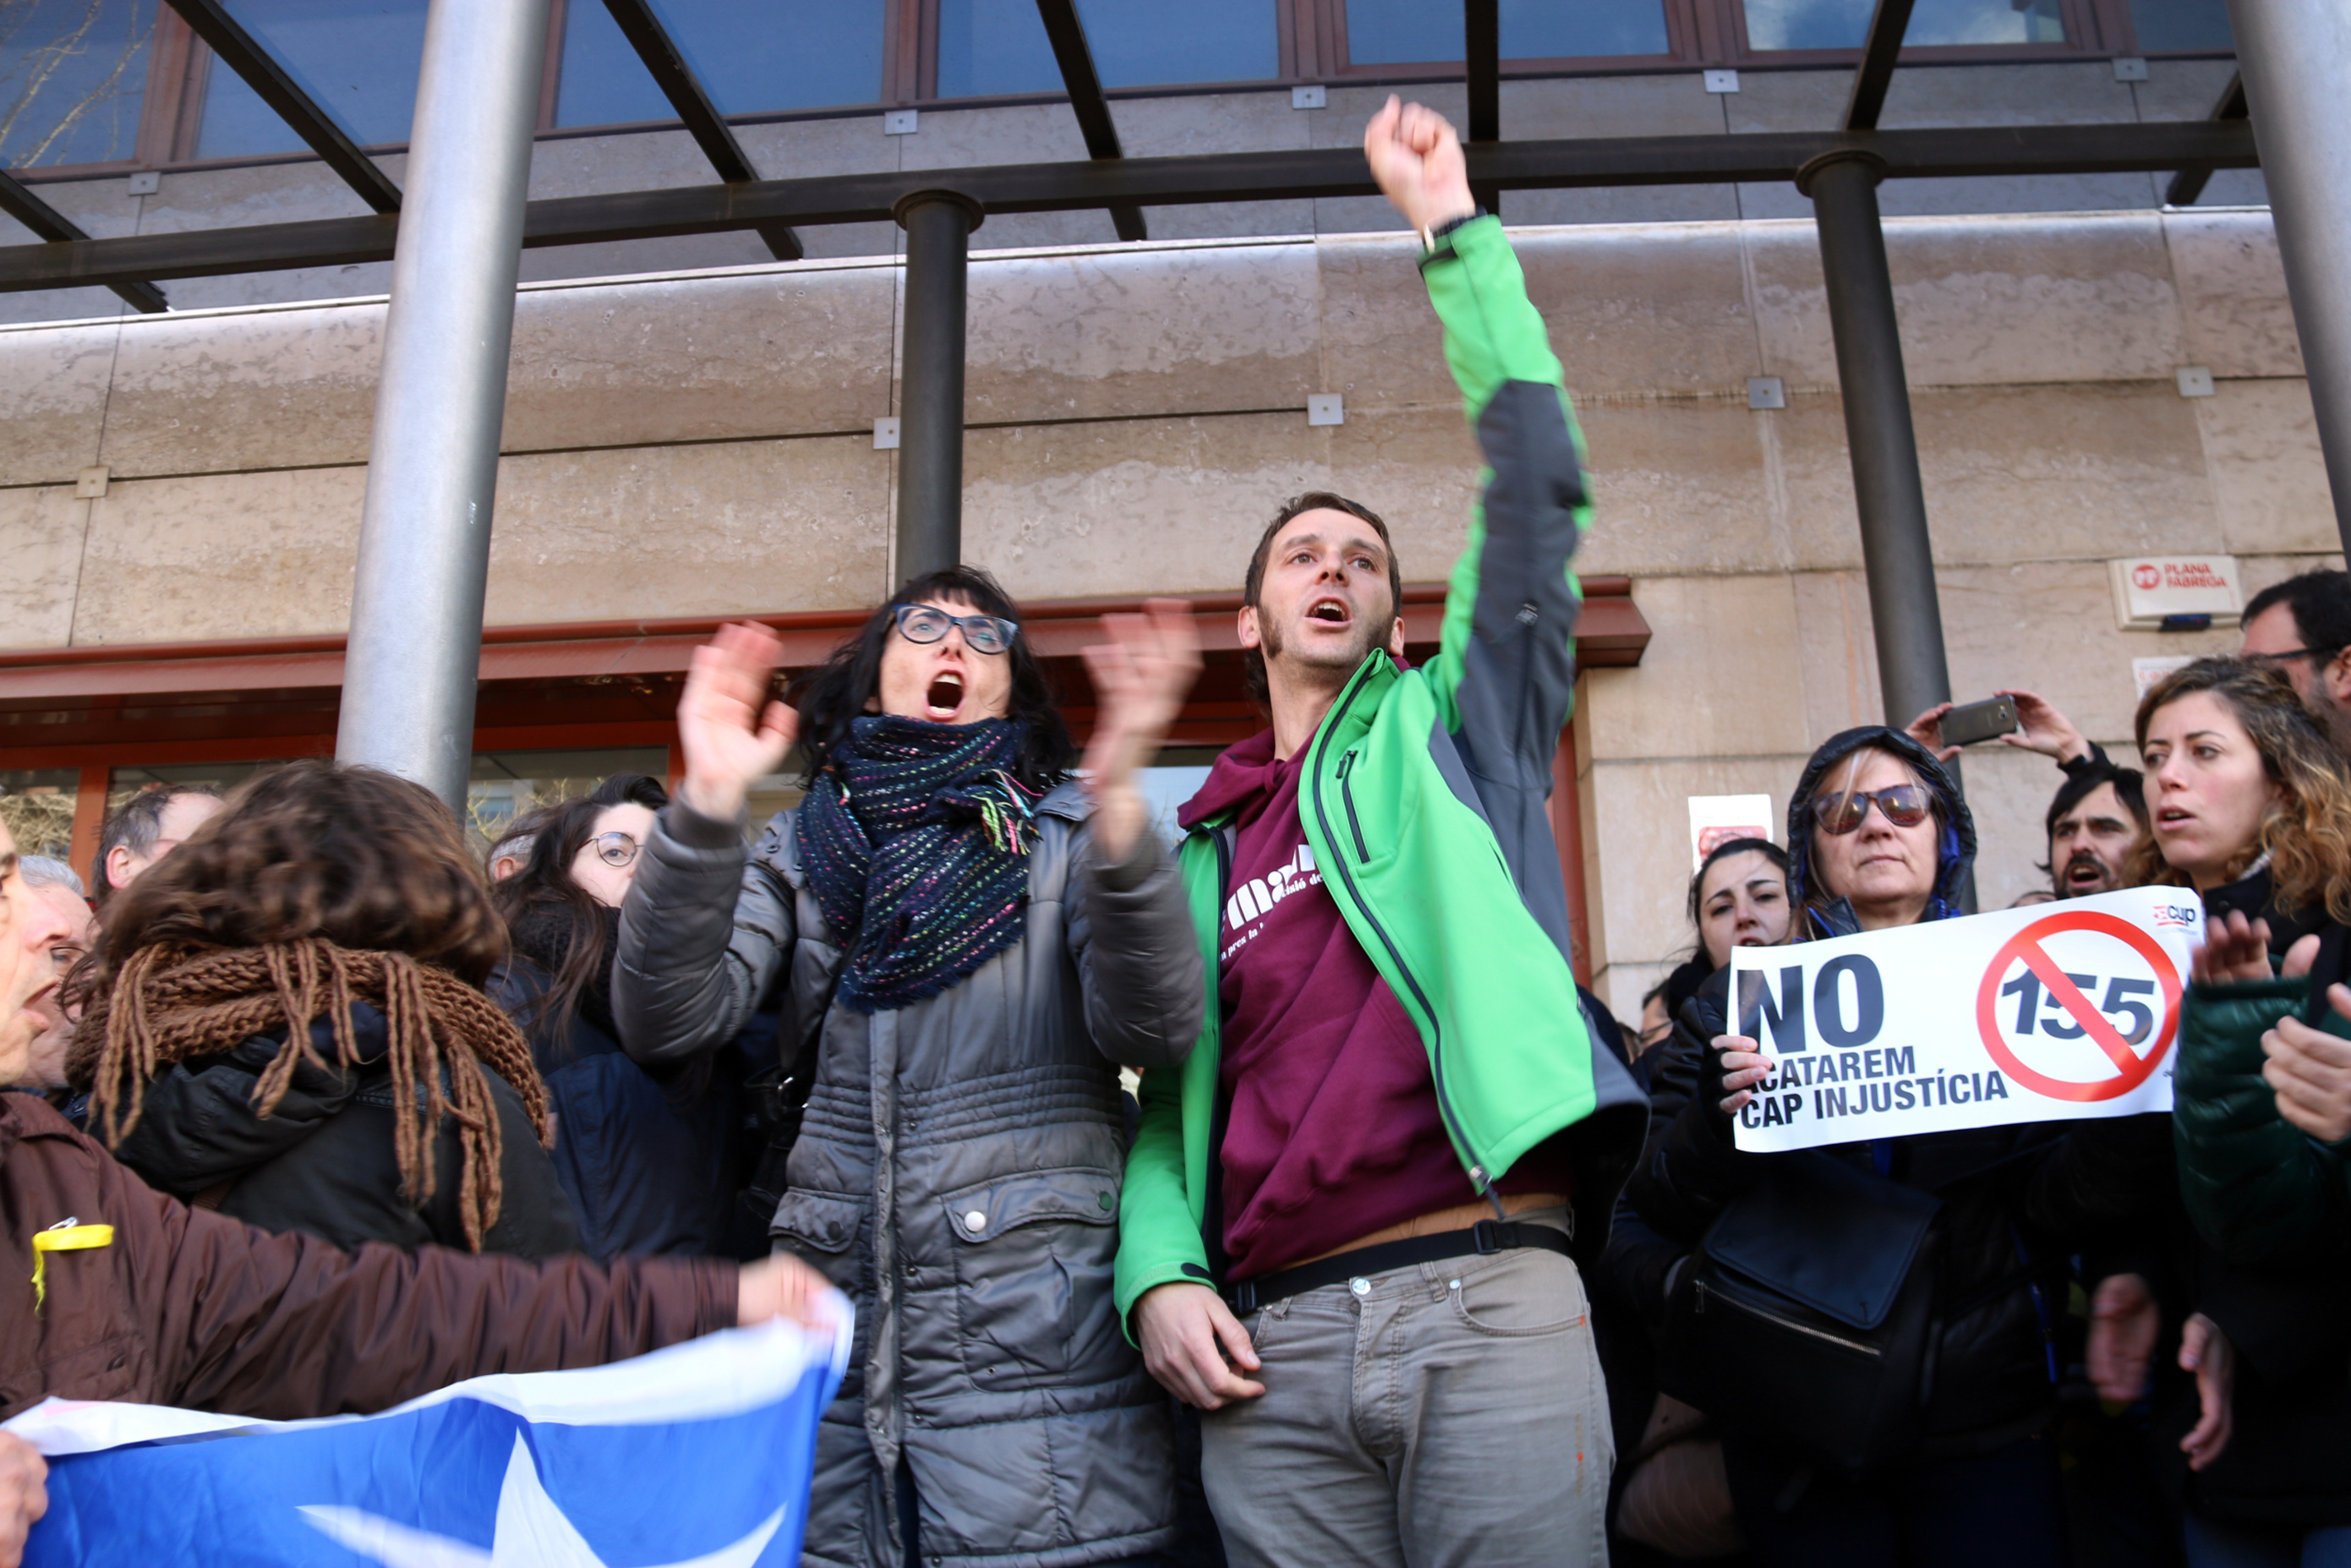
[2130,563,2162,591]
[1975,910,2180,1101]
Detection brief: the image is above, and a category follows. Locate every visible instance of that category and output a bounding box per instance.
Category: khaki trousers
[1199,1211,1612,1568]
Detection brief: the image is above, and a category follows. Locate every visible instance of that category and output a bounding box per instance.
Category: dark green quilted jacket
[2175,975,2351,1265]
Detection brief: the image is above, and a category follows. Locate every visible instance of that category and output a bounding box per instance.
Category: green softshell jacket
[1113,216,1650,1325]
[2177,975,2351,1265]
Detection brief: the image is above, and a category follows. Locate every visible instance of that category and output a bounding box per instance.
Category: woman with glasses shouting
[1625,726,2173,1568]
[611,566,1205,1568]
[489,774,743,1262]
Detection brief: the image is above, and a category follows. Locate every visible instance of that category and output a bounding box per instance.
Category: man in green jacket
[1115,98,1646,1565]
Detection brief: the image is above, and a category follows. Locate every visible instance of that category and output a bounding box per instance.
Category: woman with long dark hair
[611,566,1205,1568]
[2088,658,2351,1567]
[1656,836,1795,1022]
[69,760,576,1258]
[490,775,739,1260]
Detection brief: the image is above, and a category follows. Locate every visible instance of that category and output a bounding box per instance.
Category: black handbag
[1657,1151,1943,1477]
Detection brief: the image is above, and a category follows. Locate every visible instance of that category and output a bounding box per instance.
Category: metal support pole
[1800,152,1955,734]
[335,0,550,808]
[1801,151,1969,905]
[893,192,982,583]
[2224,0,2351,559]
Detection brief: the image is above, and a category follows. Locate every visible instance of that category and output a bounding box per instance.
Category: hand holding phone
[1937,696,2020,749]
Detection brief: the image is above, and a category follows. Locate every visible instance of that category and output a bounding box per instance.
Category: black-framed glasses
[892,604,1018,655]
[582,831,641,868]
[2244,644,2343,671]
[1811,784,1934,837]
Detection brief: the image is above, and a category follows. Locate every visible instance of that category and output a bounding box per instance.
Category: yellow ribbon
[32,1219,113,1313]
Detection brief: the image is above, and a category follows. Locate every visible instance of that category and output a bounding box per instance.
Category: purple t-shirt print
[1180,731,1471,1279]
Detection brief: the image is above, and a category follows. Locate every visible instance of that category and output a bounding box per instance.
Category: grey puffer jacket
[614,782,1200,1568]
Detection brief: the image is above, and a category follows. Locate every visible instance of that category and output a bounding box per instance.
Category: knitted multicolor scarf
[797,715,1042,1013]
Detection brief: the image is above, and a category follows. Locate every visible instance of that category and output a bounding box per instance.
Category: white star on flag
[300,1433,785,1568]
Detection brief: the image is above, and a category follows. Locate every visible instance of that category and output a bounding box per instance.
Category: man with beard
[2042,757,2147,898]
[1115,96,1646,1567]
[1908,688,2146,898]
[2240,569,2351,757]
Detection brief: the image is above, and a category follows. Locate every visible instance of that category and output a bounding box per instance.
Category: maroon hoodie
[1182,730,1560,1280]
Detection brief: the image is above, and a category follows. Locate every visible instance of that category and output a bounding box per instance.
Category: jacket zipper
[1335,750,1370,861]
[1694,1279,1882,1358]
[1307,659,1487,1192]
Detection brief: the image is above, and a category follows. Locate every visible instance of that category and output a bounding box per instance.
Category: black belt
[1221,1218,1573,1315]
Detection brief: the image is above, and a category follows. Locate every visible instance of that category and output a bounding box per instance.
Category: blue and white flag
[3,1310,850,1567]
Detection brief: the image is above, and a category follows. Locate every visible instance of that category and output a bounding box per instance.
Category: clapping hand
[1081,600,1202,866]
[677,621,799,821]
[2263,984,2351,1144]
[2191,911,2277,986]
[2190,911,2319,988]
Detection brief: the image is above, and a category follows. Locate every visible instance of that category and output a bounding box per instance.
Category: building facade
[2,0,2334,1021]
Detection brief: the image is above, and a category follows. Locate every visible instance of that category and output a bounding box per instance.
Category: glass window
[2126,0,2230,51]
[640,0,884,116]
[937,0,1060,98]
[554,0,676,128]
[937,0,1276,98]
[195,0,427,158]
[1742,0,2064,50]
[0,770,84,862]
[1343,0,1669,64]
[467,747,671,858]
[1080,0,1276,88]
[0,0,158,168]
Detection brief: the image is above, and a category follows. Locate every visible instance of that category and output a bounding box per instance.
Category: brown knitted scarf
[72,938,551,1252]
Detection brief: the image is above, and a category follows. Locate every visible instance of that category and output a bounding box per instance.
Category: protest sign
[6,1310,850,1568]
[1728,886,2203,1152]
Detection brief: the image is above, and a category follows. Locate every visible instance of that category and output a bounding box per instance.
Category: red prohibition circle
[1975,910,2183,1102]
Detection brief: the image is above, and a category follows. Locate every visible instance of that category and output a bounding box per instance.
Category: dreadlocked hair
[74,941,546,1250]
[66,760,548,1251]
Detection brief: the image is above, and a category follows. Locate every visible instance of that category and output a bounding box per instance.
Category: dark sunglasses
[1811,783,1934,836]
[892,604,1018,655]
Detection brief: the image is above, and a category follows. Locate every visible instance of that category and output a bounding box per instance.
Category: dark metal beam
[1845,0,1918,131]
[1033,0,1146,241]
[163,0,402,214]
[598,0,801,260]
[1465,0,1501,215]
[0,166,169,313]
[2164,71,2249,208]
[0,120,2260,294]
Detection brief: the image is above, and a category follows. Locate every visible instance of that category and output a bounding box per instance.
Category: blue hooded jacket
[1784,724,1977,936]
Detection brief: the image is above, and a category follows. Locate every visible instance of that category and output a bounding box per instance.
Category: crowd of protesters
[2,98,2348,1568]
